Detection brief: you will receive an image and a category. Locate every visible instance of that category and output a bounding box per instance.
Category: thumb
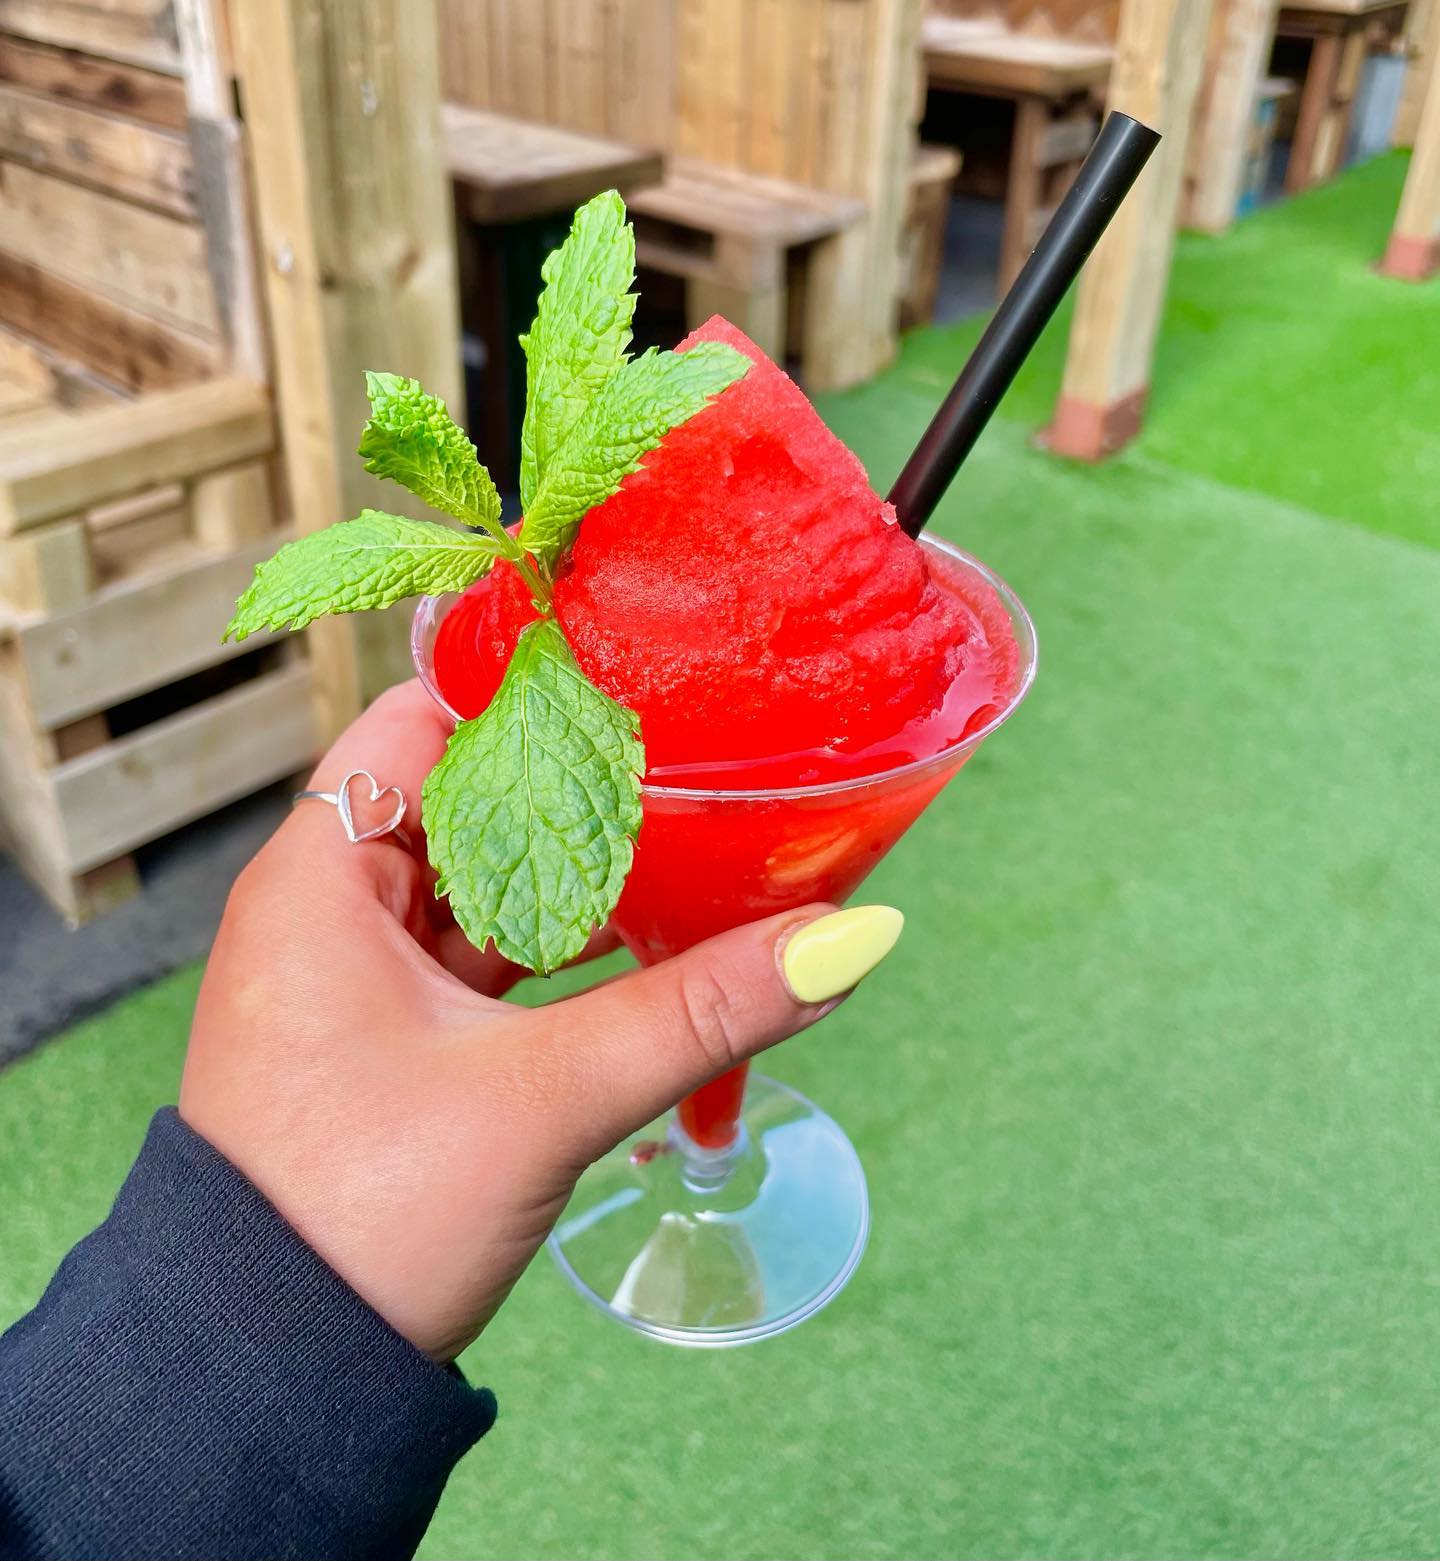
[535,904,904,1162]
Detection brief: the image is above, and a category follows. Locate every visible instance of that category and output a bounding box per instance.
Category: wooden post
[231,0,463,737]
[800,0,926,390]
[1381,35,1440,278]
[1394,0,1438,146]
[1183,0,1280,232]
[1044,0,1216,462]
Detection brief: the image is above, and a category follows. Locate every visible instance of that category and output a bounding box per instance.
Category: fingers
[300,679,454,840]
[436,920,624,998]
[511,904,903,1163]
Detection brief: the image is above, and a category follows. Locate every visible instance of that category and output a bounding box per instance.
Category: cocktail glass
[413,535,1036,1346]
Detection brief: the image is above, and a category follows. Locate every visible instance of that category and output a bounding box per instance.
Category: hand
[180,681,895,1362]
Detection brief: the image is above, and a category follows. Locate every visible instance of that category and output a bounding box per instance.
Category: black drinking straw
[889,111,1162,539]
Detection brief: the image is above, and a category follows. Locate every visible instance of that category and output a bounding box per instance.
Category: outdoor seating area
[0,1,1438,1557]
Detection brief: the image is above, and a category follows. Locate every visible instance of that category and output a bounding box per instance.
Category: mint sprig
[519,342,749,561]
[359,372,503,534]
[422,619,643,973]
[224,511,502,640]
[519,191,636,514]
[223,189,753,973]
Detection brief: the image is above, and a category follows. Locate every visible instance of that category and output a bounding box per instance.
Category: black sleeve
[0,1109,496,1561]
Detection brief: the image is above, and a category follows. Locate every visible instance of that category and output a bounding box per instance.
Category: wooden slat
[0,33,187,130]
[0,0,183,74]
[0,377,272,534]
[0,162,219,334]
[54,661,317,873]
[0,251,220,394]
[445,103,665,223]
[0,84,195,217]
[549,0,608,137]
[16,536,287,728]
[87,486,191,584]
[0,319,125,410]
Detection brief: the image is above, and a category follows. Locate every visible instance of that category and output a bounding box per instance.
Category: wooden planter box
[0,379,317,923]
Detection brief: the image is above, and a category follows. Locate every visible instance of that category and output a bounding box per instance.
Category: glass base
[548,1073,869,1347]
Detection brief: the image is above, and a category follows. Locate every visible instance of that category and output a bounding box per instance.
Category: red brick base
[1379,233,1440,282]
[1040,385,1150,462]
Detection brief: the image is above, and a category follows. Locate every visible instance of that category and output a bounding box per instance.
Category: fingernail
[782,905,904,1005]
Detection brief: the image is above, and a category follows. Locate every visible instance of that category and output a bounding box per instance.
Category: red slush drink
[428,318,1030,1149]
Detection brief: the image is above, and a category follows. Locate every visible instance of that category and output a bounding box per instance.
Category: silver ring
[294,768,411,846]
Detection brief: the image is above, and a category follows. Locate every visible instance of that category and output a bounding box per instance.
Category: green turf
[4,159,1440,1559]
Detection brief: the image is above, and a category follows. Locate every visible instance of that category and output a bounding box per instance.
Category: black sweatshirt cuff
[0,1108,495,1561]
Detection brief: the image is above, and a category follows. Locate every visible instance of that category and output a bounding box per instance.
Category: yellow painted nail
[782,905,904,1005]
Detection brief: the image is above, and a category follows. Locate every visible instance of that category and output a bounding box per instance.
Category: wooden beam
[801,0,926,390]
[1395,0,1439,146]
[0,377,272,534]
[1045,0,1216,461]
[1381,33,1440,278]
[0,33,188,131]
[1183,0,1280,233]
[232,0,463,733]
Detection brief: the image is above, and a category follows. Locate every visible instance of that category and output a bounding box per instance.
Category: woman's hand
[180,681,894,1362]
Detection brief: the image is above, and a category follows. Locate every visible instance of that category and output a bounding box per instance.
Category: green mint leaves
[224,511,502,640]
[224,189,753,974]
[422,619,643,973]
[359,372,503,534]
[519,342,750,561]
[518,191,637,515]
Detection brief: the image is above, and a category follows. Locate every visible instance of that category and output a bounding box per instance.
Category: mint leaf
[519,190,636,514]
[422,619,644,974]
[359,372,502,531]
[519,342,748,562]
[225,511,501,641]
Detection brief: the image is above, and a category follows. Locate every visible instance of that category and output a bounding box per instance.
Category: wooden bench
[627,159,865,373]
[923,13,1112,290]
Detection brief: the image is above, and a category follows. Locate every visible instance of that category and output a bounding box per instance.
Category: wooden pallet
[0,377,318,923]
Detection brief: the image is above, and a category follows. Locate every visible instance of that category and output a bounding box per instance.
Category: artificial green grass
[4,158,1440,1559]
[872,151,1440,552]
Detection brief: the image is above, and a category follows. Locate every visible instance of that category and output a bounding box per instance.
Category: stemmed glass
[413,535,1036,1346]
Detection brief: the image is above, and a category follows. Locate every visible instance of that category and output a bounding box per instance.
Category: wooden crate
[0,378,318,923]
[0,2,323,923]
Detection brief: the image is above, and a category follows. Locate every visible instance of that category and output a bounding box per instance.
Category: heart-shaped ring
[294,769,410,845]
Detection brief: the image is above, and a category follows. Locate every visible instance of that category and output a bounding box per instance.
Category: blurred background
[1,1,1437,1556]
